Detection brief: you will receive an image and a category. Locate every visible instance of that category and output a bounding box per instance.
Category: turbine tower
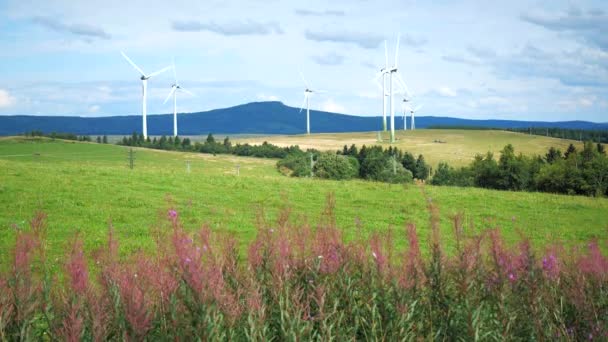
[121,52,172,139]
[299,71,324,135]
[163,60,195,137]
[402,97,409,130]
[374,41,390,132]
[387,35,402,143]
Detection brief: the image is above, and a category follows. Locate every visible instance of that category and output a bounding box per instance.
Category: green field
[1,136,606,271]
[235,129,583,167]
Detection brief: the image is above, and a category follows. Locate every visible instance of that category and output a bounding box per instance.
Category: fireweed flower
[542,253,559,279]
[168,210,178,220]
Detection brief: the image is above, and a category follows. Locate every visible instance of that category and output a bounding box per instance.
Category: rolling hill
[0,101,607,136]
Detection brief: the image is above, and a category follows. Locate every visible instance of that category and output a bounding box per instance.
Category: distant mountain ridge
[0,101,606,136]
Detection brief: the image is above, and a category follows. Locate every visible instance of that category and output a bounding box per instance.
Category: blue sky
[0,0,606,122]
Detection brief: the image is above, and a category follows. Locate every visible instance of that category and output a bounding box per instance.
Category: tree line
[506,127,608,143]
[278,144,430,184]
[118,133,301,159]
[425,126,608,143]
[431,142,608,197]
[117,132,608,196]
[23,130,108,143]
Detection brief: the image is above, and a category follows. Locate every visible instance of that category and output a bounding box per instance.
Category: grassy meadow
[0,136,606,272]
[235,129,583,167]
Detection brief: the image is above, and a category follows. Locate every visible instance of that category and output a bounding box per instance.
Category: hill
[1,101,607,135]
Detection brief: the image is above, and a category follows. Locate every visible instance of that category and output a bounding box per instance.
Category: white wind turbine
[407,104,423,130]
[163,60,195,137]
[387,34,406,143]
[396,72,413,130]
[402,98,410,130]
[121,52,172,139]
[299,71,325,135]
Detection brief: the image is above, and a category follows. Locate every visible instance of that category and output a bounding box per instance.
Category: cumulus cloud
[466,45,496,59]
[400,34,428,48]
[32,16,111,40]
[320,98,346,113]
[0,89,16,108]
[88,104,100,113]
[295,9,344,17]
[171,20,283,35]
[256,94,280,101]
[442,54,480,66]
[311,52,345,66]
[437,87,457,97]
[305,30,384,49]
[496,44,608,88]
[520,8,608,50]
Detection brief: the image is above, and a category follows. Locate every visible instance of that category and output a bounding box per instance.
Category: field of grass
[0,136,606,271]
[235,129,583,167]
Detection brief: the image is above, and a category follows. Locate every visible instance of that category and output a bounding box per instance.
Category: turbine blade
[372,73,383,91]
[172,57,177,83]
[299,70,310,88]
[163,86,177,105]
[121,51,146,76]
[396,73,411,97]
[394,34,401,68]
[148,65,173,78]
[384,40,388,69]
[414,104,423,112]
[179,87,196,97]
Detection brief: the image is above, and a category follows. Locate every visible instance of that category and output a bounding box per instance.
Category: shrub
[313,152,359,180]
[276,152,311,177]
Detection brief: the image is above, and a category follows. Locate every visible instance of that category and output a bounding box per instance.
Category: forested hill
[1,101,606,135]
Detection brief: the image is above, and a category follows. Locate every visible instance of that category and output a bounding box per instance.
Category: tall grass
[1,195,606,340]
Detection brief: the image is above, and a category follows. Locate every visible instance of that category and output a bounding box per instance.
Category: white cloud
[88,104,100,113]
[256,93,280,101]
[0,89,16,108]
[320,98,346,113]
[579,97,594,107]
[437,86,457,97]
[478,96,509,106]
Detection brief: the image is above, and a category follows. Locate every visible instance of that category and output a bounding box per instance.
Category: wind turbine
[402,97,410,130]
[163,60,195,137]
[387,34,406,143]
[407,104,423,130]
[373,41,390,132]
[121,52,172,139]
[299,71,324,135]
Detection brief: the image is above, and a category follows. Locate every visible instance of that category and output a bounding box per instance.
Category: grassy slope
[234,129,583,167]
[0,137,606,271]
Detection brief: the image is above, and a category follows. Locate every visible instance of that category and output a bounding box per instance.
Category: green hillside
[0,137,606,271]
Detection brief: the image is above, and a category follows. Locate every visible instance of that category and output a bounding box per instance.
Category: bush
[313,152,359,180]
[430,162,453,185]
[277,152,311,177]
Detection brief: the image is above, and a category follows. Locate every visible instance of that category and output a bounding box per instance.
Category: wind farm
[1,1,607,340]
